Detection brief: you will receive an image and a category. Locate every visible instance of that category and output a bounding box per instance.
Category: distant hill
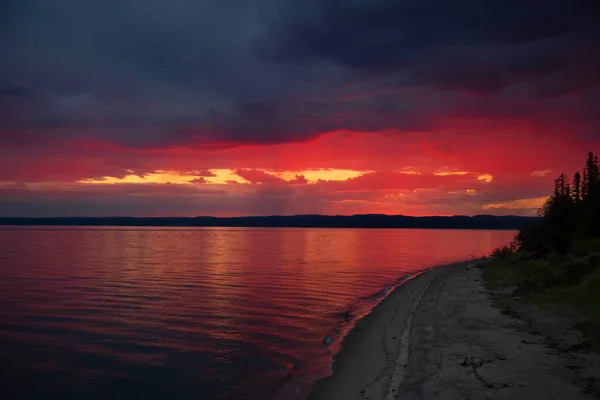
[0,215,539,230]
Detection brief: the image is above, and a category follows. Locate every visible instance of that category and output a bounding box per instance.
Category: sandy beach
[307,260,598,400]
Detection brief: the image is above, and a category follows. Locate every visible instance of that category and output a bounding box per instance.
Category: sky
[1,0,599,217]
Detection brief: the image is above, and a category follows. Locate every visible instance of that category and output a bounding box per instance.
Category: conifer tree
[594,155,600,201]
[572,171,582,203]
[517,151,600,254]
[584,152,599,202]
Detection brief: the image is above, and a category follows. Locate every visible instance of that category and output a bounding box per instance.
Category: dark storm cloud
[259,0,599,93]
[0,0,334,147]
[0,85,34,99]
[1,0,599,148]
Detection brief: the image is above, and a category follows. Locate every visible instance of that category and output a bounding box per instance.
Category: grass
[570,237,600,256]
[484,249,600,351]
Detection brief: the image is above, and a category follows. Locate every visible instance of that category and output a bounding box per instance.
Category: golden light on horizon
[77,169,251,185]
[482,196,548,210]
[77,171,200,185]
[433,170,470,176]
[335,199,382,204]
[399,167,422,175]
[269,168,368,183]
[477,174,494,183]
[76,168,367,185]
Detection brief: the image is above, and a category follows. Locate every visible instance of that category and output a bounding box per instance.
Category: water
[0,227,515,399]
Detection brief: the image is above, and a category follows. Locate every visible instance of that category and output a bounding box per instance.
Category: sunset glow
[1,0,598,217]
[482,197,549,211]
[78,171,213,185]
[271,169,368,183]
[77,168,369,186]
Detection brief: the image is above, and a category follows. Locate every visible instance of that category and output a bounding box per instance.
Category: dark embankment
[485,248,600,351]
[0,214,538,229]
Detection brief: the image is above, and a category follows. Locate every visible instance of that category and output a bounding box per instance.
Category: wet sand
[307,260,596,400]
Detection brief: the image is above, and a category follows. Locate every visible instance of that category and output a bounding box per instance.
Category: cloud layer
[1,0,599,216]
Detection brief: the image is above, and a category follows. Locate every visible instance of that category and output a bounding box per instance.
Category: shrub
[491,240,519,258]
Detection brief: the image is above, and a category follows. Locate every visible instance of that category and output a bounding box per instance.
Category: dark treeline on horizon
[516,151,600,254]
[0,214,538,230]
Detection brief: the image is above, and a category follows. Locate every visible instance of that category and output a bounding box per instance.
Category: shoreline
[306,258,597,399]
[305,260,467,399]
[272,262,449,400]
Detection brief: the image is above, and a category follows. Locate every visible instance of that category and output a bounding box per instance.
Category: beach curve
[307,259,596,400]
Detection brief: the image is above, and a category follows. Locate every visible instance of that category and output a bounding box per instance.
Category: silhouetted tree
[583,152,599,202]
[572,171,582,203]
[517,152,600,254]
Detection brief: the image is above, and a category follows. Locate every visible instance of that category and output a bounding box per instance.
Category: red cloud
[288,175,308,184]
[234,169,286,184]
[0,122,597,217]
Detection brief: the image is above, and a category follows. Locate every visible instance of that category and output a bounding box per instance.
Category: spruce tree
[517,151,600,254]
[590,154,600,235]
[572,171,582,203]
[592,155,600,201]
[584,152,599,202]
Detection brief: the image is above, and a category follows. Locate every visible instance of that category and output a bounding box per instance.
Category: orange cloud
[433,170,470,176]
[477,174,494,183]
[1,124,596,217]
[482,196,548,210]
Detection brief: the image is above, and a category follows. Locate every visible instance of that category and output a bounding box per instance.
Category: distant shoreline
[0,215,537,230]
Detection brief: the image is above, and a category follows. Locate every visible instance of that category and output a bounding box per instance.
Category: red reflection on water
[0,227,515,399]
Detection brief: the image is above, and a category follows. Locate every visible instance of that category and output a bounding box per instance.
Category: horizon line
[0,214,539,219]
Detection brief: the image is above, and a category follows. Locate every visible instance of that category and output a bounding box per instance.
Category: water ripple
[0,227,515,400]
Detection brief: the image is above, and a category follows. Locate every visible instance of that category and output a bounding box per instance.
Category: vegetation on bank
[485,152,600,351]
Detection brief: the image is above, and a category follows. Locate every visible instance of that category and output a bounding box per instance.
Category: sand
[307,260,596,400]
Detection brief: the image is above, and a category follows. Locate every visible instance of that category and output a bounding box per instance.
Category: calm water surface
[0,227,515,399]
